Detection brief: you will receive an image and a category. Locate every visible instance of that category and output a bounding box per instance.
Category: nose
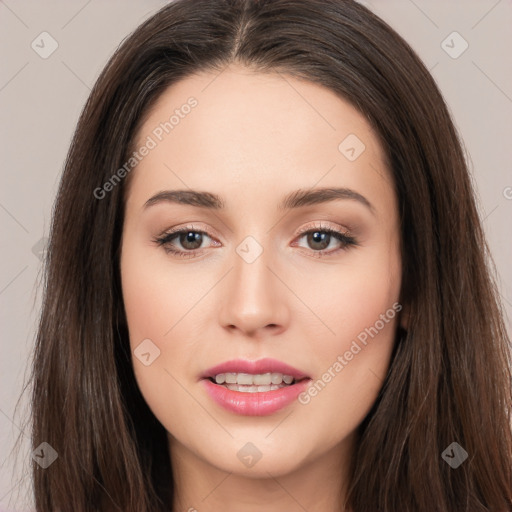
[218,242,290,338]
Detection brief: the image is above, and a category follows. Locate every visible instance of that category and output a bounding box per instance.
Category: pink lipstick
[200,358,311,416]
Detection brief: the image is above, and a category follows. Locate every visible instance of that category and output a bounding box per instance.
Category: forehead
[127,64,393,212]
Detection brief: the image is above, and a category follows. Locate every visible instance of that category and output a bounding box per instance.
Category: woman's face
[120,63,403,478]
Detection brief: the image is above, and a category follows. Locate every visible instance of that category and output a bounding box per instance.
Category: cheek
[314,274,399,383]
[297,242,401,353]
[295,247,402,438]
[120,243,206,432]
[120,239,186,390]
[331,270,399,352]
[120,238,203,348]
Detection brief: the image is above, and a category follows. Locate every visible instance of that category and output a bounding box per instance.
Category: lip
[200,358,309,380]
[201,378,311,416]
[200,358,311,416]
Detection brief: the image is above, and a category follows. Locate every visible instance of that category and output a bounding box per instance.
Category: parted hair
[20,0,512,510]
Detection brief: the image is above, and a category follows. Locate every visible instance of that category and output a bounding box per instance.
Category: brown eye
[305,231,332,251]
[154,228,215,258]
[296,226,357,256]
[177,231,203,250]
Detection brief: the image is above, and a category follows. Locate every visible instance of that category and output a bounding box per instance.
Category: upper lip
[200,358,310,380]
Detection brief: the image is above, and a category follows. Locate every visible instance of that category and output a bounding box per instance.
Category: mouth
[200,358,311,415]
[206,371,308,392]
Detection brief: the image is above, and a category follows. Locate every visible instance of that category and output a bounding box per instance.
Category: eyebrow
[143,187,375,214]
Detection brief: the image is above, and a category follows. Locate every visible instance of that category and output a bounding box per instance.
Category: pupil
[309,231,329,250]
[182,231,202,249]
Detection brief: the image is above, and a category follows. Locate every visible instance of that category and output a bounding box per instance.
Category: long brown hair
[21,0,512,510]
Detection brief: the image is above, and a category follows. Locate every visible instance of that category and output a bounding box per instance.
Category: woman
[26,0,512,510]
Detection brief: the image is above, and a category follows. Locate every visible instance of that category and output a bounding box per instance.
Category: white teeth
[236,373,254,385]
[212,372,295,387]
[253,373,272,385]
[224,383,287,392]
[271,373,283,384]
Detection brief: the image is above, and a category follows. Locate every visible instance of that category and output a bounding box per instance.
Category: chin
[202,436,313,478]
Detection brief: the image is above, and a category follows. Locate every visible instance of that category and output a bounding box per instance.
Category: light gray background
[1,1,511,510]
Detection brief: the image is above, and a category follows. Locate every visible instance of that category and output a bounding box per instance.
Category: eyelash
[153,222,358,259]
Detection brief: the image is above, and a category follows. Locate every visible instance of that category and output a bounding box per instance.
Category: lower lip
[201,378,311,416]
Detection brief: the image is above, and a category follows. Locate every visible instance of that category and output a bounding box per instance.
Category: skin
[120,63,405,512]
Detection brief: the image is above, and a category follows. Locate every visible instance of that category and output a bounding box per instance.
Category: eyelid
[154,220,358,258]
[157,220,352,240]
[295,220,352,237]
[157,223,218,240]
